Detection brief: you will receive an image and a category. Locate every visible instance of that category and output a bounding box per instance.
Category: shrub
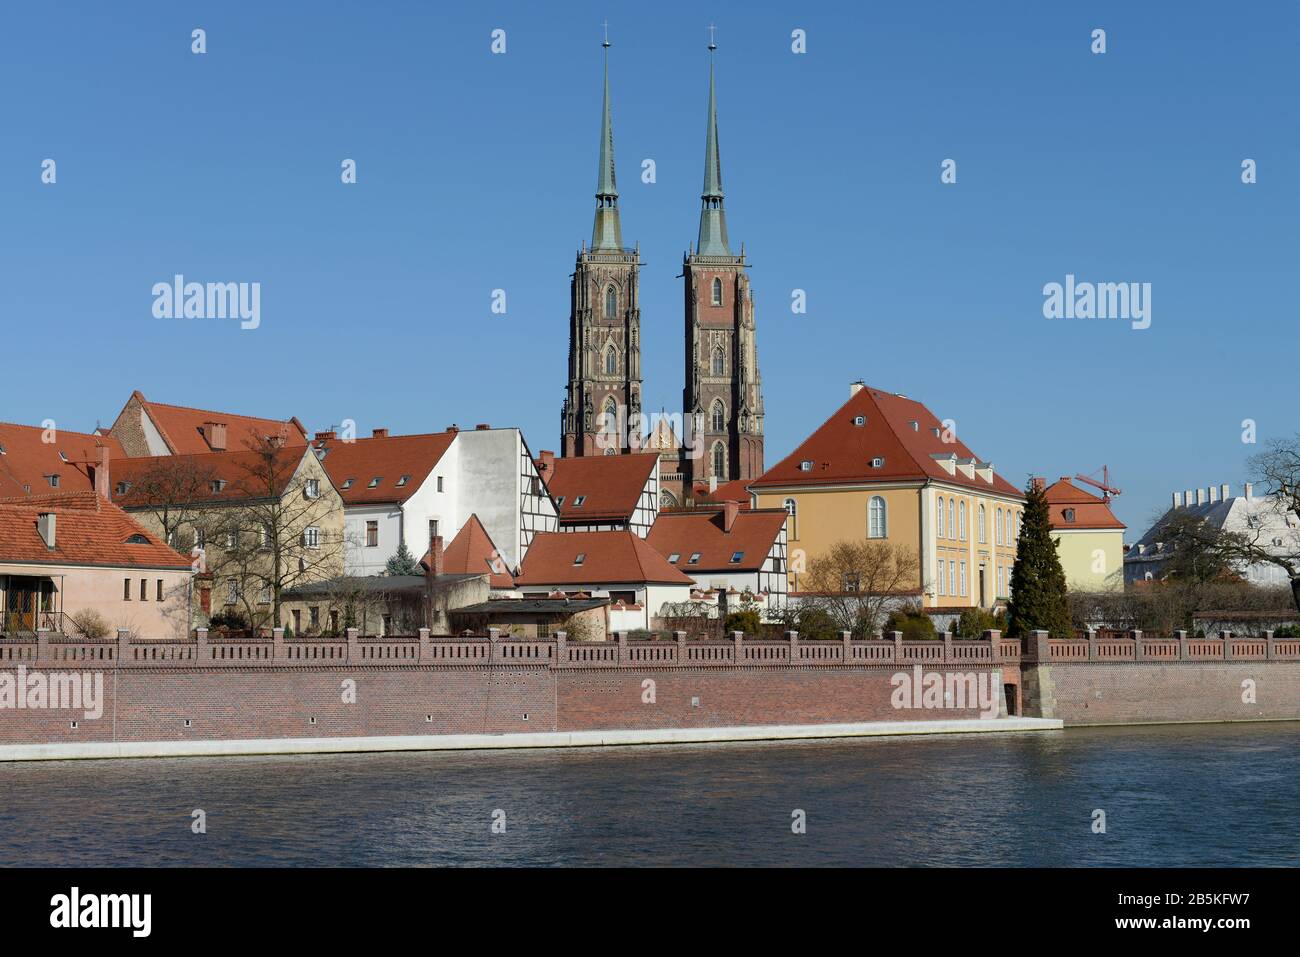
[69,609,110,639]
[208,610,248,631]
[884,609,936,640]
[723,609,762,636]
[1273,624,1300,640]
[954,607,1007,638]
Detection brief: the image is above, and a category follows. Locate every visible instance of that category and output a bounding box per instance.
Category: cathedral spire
[697,30,731,256]
[591,30,623,252]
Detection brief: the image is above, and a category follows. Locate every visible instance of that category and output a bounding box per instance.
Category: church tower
[561,38,643,458]
[681,38,765,487]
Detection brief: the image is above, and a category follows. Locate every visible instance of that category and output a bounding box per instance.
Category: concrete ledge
[0,717,1062,763]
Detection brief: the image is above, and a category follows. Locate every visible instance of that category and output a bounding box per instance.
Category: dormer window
[115,481,131,496]
[1063,508,1076,523]
[870,457,885,468]
[556,496,565,506]
[800,460,814,472]
[910,421,919,431]
[210,479,226,494]
[46,474,60,488]
[368,477,381,488]
[125,533,150,545]
[852,416,865,427]
[58,451,68,462]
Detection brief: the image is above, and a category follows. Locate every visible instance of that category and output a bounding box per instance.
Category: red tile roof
[422,514,515,589]
[750,386,1023,498]
[0,491,191,569]
[127,392,307,455]
[1042,477,1126,530]
[516,531,693,586]
[314,432,456,505]
[110,447,312,507]
[544,453,658,522]
[691,478,754,508]
[647,507,786,572]
[0,422,122,499]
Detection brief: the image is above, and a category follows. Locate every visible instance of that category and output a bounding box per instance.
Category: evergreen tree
[385,540,421,577]
[1006,480,1074,638]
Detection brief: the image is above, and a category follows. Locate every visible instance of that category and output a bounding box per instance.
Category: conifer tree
[385,540,421,577]
[1006,480,1074,638]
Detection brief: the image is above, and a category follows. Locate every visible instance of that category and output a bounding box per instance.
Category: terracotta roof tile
[516,531,693,586]
[647,508,786,572]
[314,432,456,505]
[422,514,514,589]
[545,454,658,522]
[0,491,191,569]
[691,478,754,508]
[1042,478,1126,530]
[110,447,312,507]
[750,386,1023,498]
[0,422,121,499]
[131,393,307,455]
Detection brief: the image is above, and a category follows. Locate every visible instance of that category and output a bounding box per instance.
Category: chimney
[709,475,718,494]
[1185,489,1194,508]
[1031,477,1045,493]
[537,450,555,476]
[1244,482,1254,500]
[204,421,227,451]
[427,533,444,580]
[1220,483,1230,500]
[722,500,739,533]
[37,512,56,549]
[849,380,865,397]
[446,425,459,433]
[93,445,111,499]
[315,430,336,442]
[475,423,491,431]
[1208,486,1218,503]
[371,428,388,439]
[1172,491,1183,508]
[1195,488,1205,505]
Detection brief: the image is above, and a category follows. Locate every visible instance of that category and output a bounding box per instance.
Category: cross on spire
[708,23,717,51]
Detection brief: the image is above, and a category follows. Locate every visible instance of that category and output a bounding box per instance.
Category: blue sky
[1,1,1294,532]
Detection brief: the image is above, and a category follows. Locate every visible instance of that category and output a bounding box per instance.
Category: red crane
[1074,465,1122,503]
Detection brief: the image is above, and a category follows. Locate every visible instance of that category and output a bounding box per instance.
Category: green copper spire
[591,34,623,252]
[697,34,731,256]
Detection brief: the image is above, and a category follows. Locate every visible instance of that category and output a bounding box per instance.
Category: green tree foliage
[1006,481,1073,638]
[385,540,421,577]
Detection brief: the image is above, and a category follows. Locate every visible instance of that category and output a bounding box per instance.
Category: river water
[1,723,1296,867]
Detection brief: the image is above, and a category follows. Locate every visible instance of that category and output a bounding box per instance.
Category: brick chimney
[427,533,444,579]
[204,421,228,451]
[722,500,739,533]
[315,430,336,442]
[93,444,111,499]
[537,449,555,476]
[37,512,56,549]
[475,423,491,431]
[372,428,388,439]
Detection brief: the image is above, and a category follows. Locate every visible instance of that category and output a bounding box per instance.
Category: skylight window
[125,534,150,545]
[667,552,681,563]
[368,477,381,488]
[58,451,68,462]
[573,495,586,507]
[556,496,565,506]
[0,444,6,454]
[729,551,744,564]
[687,552,701,564]
[342,478,354,489]
[396,475,410,487]
[573,553,586,566]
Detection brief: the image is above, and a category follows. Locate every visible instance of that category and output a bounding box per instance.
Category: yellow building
[748,383,1025,609]
[1040,477,1125,592]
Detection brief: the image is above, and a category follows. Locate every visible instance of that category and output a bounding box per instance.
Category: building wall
[1052,528,1124,592]
[109,394,172,457]
[344,504,402,576]
[1,564,192,639]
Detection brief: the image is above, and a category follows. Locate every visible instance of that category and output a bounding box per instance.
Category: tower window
[604,344,617,375]
[712,347,725,376]
[604,286,617,318]
[711,277,723,306]
[712,442,726,479]
[711,400,726,432]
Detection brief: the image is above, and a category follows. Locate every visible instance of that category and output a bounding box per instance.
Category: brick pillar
[1266,629,1276,661]
[418,626,430,642]
[1029,629,1050,662]
[1176,629,1188,660]
[675,630,688,663]
[732,630,744,663]
[488,627,502,665]
[984,629,1001,663]
[1132,629,1144,662]
[786,629,799,663]
[195,627,208,662]
[36,628,51,664]
[942,630,954,663]
[1087,628,1098,661]
[346,627,360,662]
[891,630,903,662]
[616,630,628,665]
[272,626,285,659]
[1221,630,1233,661]
[841,630,852,664]
[555,630,567,666]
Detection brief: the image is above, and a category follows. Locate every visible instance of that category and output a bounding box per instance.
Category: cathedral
[560,37,766,508]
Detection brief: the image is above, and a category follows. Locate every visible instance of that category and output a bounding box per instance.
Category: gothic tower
[681,41,765,487]
[562,40,643,458]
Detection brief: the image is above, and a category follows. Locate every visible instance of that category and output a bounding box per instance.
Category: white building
[314,425,558,577]
[534,451,660,537]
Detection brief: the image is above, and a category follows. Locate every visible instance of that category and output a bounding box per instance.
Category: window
[46,474,60,488]
[1005,510,1013,543]
[138,579,147,602]
[429,519,439,540]
[712,347,726,376]
[959,561,967,597]
[948,561,956,597]
[366,521,379,547]
[304,478,320,499]
[226,578,238,605]
[937,497,945,538]
[116,481,131,496]
[978,504,986,543]
[260,526,272,550]
[853,416,866,427]
[556,496,565,506]
[843,573,860,592]
[227,527,238,548]
[157,579,164,602]
[368,477,381,488]
[1063,508,1076,523]
[303,526,320,549]
[605,345,617,375]
[258,584,272,604]
[342,478,354,489]
[711,400,725,432]
[868,496,887,538]
[687,552,701,564]
[194,528,205,549]
[870,456,885,468]
[712,442,725,479]
[784,498,797,540]
[601,398,618,433]
[573,553,586,566]
[396,475,410,488]
[573,495,586,507]
[948,500,955,540]
[997,566,1005,597]
[937,562,945,596]
[958,501,966,540]
[309,606,320,629]
[604,286,617,318]
[126,533,150,544]
[123,578,131,601]
[667,552,681,563]
[800,460,813,471]
[711,276,723,306]
[729,551,745,564]
[437,476,444,492]
[210,479,225,494]
[995,508,1004,545]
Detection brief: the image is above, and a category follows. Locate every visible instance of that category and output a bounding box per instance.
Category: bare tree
[119,455,217,552]
[801,540,919,635]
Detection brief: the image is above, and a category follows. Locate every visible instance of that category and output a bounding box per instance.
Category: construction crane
[1074,465,1121,503]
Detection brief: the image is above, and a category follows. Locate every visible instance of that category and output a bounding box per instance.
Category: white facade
[516,580,692,630]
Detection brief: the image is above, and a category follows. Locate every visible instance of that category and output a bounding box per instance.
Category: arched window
[711,277,723,306]
[604,344,617,375]
[868,496,887,539]
[711,442,725,478]
[995,508,1004,545]
[936,496,945,538]
[660,489,678,508]
[783,498,797,540]
[978,504,986,543]
[947,499,955,539]
[1006,509,1014,543]
[712,347,725,376]
[958,501,966,540]
[711,399,725,432]
[604,286,617,318]
[601,397,618,434]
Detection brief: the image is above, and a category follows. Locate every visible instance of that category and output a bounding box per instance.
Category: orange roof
[1042,477,1126,530]
[750,386,1022,498]
[647,507,787,572]
[516,531,693,586]
[545,453,658,522]
[422,514,515,589]
[110,447,311,507]
[314,432,456,505]
[691,478,754,508]
[125,392,307,455]
[0,422,122,499]
[0,490,191,569]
